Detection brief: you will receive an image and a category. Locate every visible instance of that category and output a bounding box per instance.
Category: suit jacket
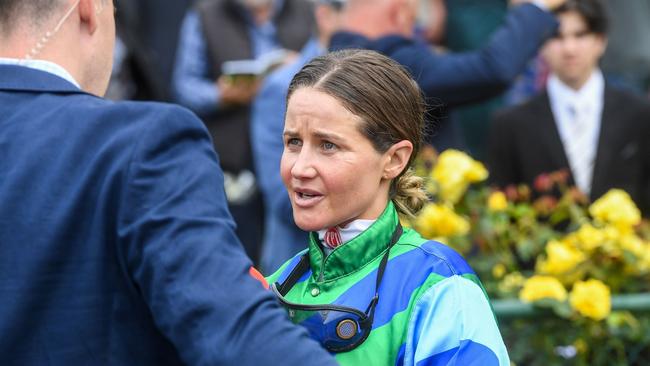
[488,85,650,215]
[0,65,336,365]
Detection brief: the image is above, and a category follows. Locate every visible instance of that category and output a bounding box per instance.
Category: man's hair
[0,0,61,33]
[554,0,608,35]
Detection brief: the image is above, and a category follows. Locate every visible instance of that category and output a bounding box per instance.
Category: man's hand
[217,76,260,106]
[511,0,567,11]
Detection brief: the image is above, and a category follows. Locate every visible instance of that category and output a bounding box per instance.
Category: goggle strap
[276,253,310,296]
[363,224,403,327]
[373,224,403,296]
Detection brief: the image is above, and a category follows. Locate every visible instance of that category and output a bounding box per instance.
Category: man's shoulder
[606,85,650,111]
[492,92,548,126]
[73,97,203,131]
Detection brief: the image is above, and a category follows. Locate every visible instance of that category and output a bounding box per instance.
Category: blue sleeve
[251,68,295,221]
[117,105,337,366]
[404,276,509,366]
[371,3,558,107]
[171,11,222,115]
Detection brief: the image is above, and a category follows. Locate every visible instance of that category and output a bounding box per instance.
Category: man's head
[541,0,608,90]
[313,0,345,46]
[0,0,116,96]
[339,0,418,39]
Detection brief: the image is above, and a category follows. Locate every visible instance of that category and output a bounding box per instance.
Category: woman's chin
[293,215,326,232]
[295,221,324,233]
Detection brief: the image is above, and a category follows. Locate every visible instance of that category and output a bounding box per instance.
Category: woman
[267,50,509,365]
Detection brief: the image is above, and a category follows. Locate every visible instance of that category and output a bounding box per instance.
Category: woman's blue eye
[287,138,301,146]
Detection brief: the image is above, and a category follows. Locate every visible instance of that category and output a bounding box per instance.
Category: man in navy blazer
[0,0,338,365]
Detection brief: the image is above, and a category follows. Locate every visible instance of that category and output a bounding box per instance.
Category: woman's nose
[290,149,317,179]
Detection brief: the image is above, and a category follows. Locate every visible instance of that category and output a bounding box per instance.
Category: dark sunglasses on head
[272,224,402,353]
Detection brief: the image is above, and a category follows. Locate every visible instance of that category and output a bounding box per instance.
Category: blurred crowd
[109,0,650,273]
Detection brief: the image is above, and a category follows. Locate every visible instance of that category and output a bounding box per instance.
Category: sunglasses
[272,224,402,353]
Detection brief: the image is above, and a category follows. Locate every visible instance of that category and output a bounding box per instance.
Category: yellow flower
[575,223,606,251]
[492,263,506,279]
[487,191,508,212]
[537,240,585,276]
[414,203,469,239]
[569,279,611,321]
[640,243,650,273]
[573,338,588,354]
[620,234,645,258]
[431,150,488,203]
[498,271,525,294]
[519,275,568,302]
[589,189,641,229]
[602,225,621,241]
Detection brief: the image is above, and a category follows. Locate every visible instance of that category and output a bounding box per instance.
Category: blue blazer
[0,65,336,366]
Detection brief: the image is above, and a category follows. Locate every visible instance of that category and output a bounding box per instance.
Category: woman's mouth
[293,190,324,207]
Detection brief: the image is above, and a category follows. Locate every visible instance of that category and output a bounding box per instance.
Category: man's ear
[382,140,413,180]
[78,0,99,34]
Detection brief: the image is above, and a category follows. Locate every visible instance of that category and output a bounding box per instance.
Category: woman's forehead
[285,88,362,128]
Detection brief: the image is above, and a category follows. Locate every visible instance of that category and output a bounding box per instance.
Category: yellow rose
[537,240,585,276]
[498,271,525,294]
[575,223,606,251]
[492,263,507,279]
[487,191,508,212]
[573,338,588,354]
[640,243,650,273]
[431,150,488,203]
[620,234,645,257]
[519,275,568,302]
[414,203,470,239]
[569,279,611,321]
[589,189,641,229]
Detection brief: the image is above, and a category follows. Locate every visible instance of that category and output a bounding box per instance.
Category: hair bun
[392,168,427,218]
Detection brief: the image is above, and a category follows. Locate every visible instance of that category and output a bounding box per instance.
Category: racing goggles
[271,224,402,353]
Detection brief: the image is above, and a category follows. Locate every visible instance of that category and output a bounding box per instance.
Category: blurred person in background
[488,0,650,215]
[329,0,568,151]
[252,0,345,273]
[172,0,314,265]
[442,0,506,160]
[600,0,650,95]
[0,0,340,364]
[107,0,192,101]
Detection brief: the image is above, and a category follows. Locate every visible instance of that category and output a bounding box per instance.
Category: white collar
[318,219,377,254]
[0,57,80,88]
[547,69,604,112]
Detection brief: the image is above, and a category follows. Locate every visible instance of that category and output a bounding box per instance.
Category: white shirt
[547,69,604,195]
[0,57,80,88]
[318,219,376,256]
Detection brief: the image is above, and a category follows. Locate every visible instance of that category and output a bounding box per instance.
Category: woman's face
[281,87,391,232]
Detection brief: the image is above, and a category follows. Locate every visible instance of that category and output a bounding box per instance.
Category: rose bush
[408,147,650,365]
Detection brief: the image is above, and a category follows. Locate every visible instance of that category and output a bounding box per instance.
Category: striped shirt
[267,202,509,365]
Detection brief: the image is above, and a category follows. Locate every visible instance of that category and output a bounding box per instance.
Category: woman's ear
[382,140,413,179]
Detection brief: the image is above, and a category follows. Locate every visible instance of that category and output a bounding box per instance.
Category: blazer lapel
[590,86,621,200]
[535,92,572,174]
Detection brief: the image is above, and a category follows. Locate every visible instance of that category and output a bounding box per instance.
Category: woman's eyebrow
[283,129,299,137]
[313,131,344,141]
